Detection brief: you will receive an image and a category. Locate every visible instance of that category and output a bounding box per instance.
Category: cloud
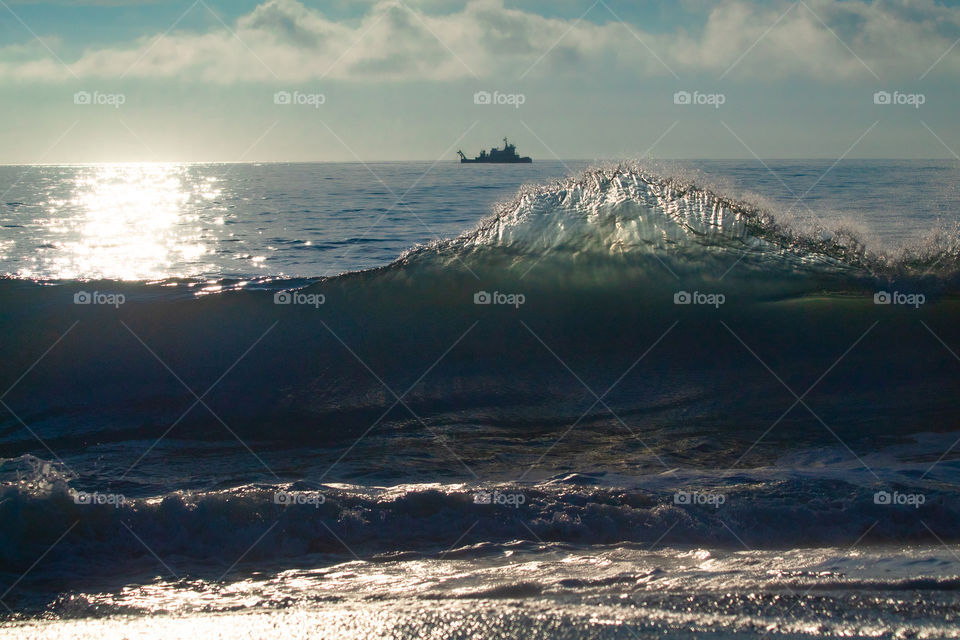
[1,0,959,83]
[3,1,166,5]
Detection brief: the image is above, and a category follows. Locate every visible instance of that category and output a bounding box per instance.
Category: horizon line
[1,157,957,167]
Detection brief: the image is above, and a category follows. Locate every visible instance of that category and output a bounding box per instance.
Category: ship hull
[460,157,532,163]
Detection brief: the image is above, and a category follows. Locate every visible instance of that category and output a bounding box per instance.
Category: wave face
[1,167,958,462]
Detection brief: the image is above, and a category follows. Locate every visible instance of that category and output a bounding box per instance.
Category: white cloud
[1,0,959,83]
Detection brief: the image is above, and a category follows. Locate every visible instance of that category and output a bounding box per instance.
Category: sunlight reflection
[44,164,219,280]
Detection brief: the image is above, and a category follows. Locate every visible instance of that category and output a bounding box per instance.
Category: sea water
[0,160,959,638]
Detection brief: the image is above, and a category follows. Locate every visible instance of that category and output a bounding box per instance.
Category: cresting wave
[396,163,960,288]
[0,165,958,466]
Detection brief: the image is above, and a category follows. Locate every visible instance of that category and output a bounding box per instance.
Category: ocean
[1,159,959,639]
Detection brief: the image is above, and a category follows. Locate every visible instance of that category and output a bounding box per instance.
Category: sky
[1,0,960,162]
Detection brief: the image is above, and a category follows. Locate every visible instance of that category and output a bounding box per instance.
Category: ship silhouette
[458,137,532,163]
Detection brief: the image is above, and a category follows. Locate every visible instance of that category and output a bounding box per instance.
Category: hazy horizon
[5,157,960,167]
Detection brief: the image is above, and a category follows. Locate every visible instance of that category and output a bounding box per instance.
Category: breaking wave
[0,165,958,462]
[2,452,959,596]
[396,164,960,287]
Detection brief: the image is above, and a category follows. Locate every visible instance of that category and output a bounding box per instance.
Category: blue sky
[1,0,960,162]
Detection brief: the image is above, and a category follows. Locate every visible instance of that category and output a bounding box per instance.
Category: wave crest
[398,164,958,283]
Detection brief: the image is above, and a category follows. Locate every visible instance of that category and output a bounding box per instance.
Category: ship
[458,137,532,163]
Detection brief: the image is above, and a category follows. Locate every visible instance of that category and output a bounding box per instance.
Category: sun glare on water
[41,163,219,280]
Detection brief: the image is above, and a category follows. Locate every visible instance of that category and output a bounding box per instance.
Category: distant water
[1,160,958,280]
[1,160,959,638]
